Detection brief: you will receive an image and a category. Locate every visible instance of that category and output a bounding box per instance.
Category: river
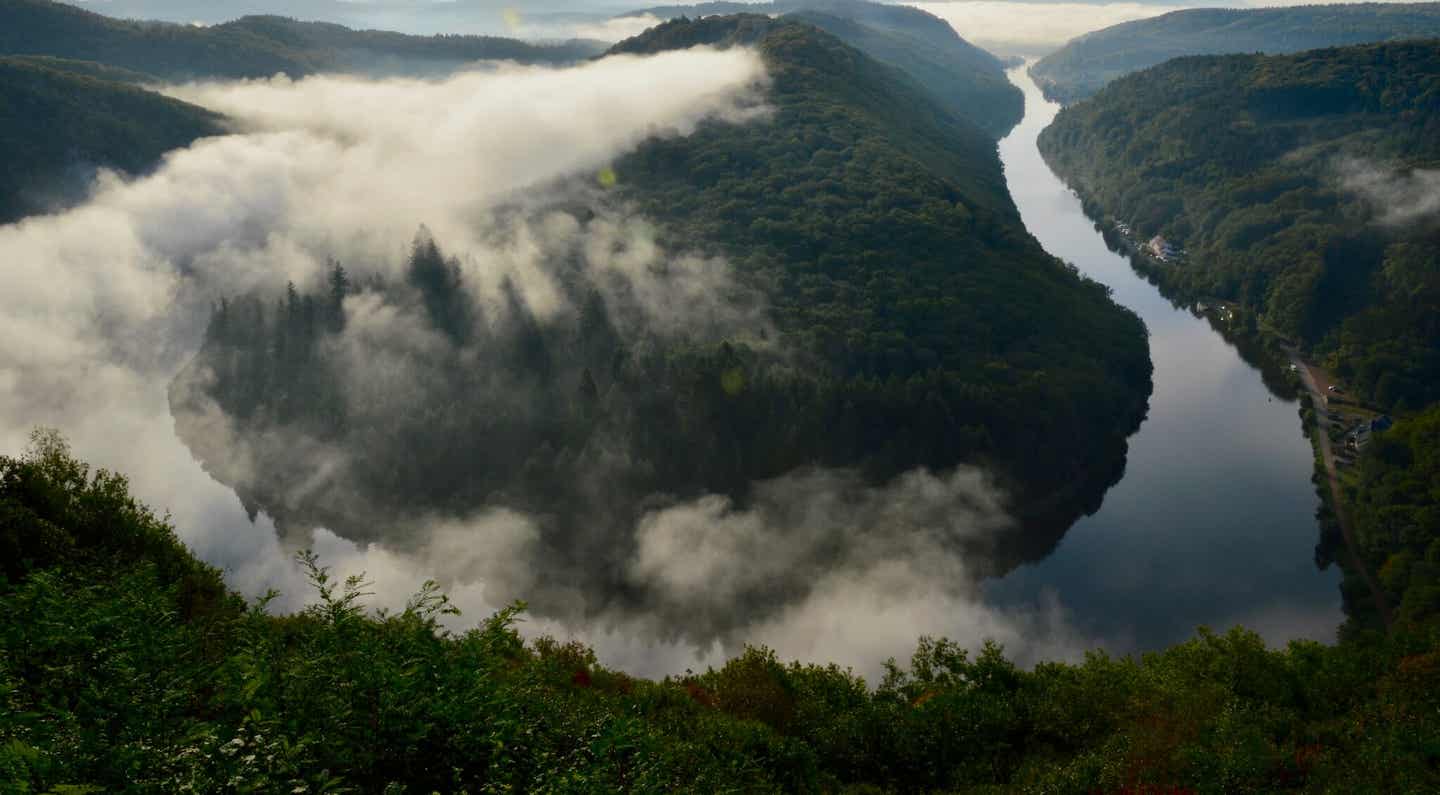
[985,65,1342,651]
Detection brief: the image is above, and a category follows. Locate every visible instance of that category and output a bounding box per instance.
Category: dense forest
[1039,41,1440,415]
[175,15,1151,631]
[622,1,1023,136]
[0,55,222,222]
[4,434,1440,792]
[1030,4,1440,104]
[0,0,603,82]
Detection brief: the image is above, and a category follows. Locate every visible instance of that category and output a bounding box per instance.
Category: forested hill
[1039,41,1440,416]
[0,56,222,223]
[178,15,1152,633]
[1030,3,1440,104]
[0,0,604,81]
[618,0,1022,135]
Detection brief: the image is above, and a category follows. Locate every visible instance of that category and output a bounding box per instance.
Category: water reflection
[986,65,1341,651]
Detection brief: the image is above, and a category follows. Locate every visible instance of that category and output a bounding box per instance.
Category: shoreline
[1055,178,1393,633]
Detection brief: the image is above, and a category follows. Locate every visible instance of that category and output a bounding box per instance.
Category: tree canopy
[4,434,1440,792]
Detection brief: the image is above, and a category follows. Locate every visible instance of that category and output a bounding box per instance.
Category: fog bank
[0,43,1096,678]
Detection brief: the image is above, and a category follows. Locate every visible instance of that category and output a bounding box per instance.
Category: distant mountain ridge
[0,0,605,81]
[1031,3,1440,104]
[619,0,1022,135]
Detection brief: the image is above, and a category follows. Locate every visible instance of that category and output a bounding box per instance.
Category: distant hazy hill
[0,56,221,222]
[0,0,604,81]
[619,0,1022,135]
[1031,3,1440,103]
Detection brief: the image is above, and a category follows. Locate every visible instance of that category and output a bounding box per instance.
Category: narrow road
[1287,350,1394,631]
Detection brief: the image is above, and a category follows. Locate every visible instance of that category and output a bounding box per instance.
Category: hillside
[0,56,222,223]
[5,433,1440,792]
[175,16,1152,634]
[0,0,604,81]
[1039,41,1440,416]
[1031,3,1440,104]
[620,0,1022,135]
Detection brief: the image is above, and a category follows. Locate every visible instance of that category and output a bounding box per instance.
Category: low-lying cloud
[0,43,1093,678]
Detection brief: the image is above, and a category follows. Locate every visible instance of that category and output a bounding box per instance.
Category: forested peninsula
[172,15,1151,636]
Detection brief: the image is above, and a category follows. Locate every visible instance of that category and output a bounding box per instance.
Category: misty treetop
[176,16,1151,644]
[5,434,1440,793]
[1030,3,1440,104]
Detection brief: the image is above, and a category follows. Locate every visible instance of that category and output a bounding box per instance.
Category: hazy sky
[66,0,1436,55]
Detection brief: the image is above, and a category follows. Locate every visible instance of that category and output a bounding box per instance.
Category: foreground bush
[2,432,1437,792]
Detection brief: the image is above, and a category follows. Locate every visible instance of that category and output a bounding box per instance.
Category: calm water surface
[987,65,1341,650]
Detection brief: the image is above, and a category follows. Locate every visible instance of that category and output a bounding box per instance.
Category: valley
[2,2,1439,790]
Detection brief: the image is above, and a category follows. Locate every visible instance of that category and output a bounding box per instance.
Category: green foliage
[0,56,222,223]
[1031,3,1440,103]
[3,437,1439,792]
[1040,41,1440,414]
[1346,405,1440,632]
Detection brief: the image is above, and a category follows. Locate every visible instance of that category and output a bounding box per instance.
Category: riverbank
[988,64,1339,650]
[1047,153,1390,636]
[1289,352,1395,632]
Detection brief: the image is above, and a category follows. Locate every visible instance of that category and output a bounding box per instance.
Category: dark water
[986,66,1341,650]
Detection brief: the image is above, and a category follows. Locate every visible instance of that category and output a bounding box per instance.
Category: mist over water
[988,65,1342,651]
